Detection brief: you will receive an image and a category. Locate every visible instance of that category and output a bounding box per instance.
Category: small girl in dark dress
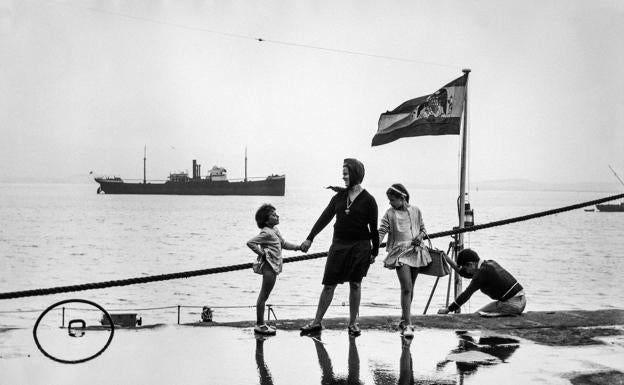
[299,158,379,336]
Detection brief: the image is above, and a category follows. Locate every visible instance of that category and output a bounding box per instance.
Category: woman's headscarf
[343,158,365,188]
[327,158,365,192]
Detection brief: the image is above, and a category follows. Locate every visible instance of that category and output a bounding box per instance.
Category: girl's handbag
[417,234,451,277]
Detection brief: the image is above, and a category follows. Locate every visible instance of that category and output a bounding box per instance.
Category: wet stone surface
[569,370,624,385]
[1,324,623,384]
[198,310,624,347]
[508,326,624,346]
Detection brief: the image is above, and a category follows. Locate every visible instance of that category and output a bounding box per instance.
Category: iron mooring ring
[33,299,115,364]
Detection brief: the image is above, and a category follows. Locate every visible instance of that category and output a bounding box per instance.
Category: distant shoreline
[0,178,620,194]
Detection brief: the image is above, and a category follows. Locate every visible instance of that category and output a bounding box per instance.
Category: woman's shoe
[398,320,407,334]
[300,323,323,335]
[402,325,414,339]
[254,324,277,335]
[348,323,361,337]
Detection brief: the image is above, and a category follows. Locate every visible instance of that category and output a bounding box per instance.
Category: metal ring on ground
[32,299,115,364]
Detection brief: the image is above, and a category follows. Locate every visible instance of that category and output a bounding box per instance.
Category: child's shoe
[254,324,277,335]
[348,323,361,337]
[398,320,414,338]
[300,322,323,335]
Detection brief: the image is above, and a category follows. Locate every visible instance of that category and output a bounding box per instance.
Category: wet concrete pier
[1,309,622,384]
[190,309,624,346]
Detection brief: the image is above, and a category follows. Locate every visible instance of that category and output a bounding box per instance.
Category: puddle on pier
[0,325,622,384]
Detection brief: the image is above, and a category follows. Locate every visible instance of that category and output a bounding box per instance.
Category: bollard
[266,304,277,322]
[61,307,65,328]
[201,307,213,322]
[177,305,180,325]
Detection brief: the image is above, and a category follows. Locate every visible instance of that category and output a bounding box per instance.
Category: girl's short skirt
[252,253,282,275]
[322,238,372,285]
[383,243,431,269]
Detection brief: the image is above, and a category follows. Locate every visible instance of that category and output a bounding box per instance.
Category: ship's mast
[244,146,248,182]
[608,165,624,188]
[143,145,147,184]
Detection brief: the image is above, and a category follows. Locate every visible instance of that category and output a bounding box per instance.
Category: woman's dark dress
[306,189,379,285]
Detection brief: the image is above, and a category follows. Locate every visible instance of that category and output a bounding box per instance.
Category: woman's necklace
[345,195,353,215]
[345,185,362,215]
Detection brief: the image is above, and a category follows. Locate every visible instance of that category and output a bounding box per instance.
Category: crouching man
[438,248,526,317]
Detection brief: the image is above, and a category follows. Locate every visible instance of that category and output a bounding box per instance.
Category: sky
[1,0,623,190]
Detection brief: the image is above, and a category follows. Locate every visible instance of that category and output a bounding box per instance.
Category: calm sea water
[1,183,623,327]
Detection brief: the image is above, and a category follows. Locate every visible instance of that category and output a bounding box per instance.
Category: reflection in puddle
[311,335,364,385]
[255,336,275,385]
[276,334,457,385]
[5,326,622,385]
[369,337,454,385]
[256,334,366,385]
[255,331,518,385]
[437,331,520,381]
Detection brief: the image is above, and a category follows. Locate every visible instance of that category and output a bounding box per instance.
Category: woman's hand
[300,240,312,252]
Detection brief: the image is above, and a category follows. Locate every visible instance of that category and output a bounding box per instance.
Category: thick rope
[430,192,623,238]
[0,192,622,301]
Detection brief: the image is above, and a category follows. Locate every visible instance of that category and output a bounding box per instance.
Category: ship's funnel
[192,160,201,179]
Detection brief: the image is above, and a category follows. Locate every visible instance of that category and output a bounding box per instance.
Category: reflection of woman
[300,158,379,337]
[310,335,363,385]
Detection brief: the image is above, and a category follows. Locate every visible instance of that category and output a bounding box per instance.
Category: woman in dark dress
[299,158,379,336]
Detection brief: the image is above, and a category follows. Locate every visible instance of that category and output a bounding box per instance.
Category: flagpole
[143,145,147,184]
[454,68,470,311]
[244,146,248,182]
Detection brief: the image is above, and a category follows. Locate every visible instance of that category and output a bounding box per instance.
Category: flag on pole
[371,74,467,146]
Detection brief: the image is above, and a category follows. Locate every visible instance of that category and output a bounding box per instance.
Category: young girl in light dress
[246,204,301,335]
[378,184,429,338]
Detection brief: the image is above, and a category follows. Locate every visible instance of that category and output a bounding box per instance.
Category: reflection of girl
[399,337,414,385]
[300,158,379,337]
[378,184,428,338]
[255,338,274,385]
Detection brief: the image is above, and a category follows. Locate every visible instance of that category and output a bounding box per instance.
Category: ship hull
[95,177,285,196]
[596,203,624,212]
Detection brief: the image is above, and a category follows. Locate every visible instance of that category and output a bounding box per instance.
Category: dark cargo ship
[596,202,624,212]
[95,153,285,196]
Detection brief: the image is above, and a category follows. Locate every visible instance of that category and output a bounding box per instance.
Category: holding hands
[300,240,312,252]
